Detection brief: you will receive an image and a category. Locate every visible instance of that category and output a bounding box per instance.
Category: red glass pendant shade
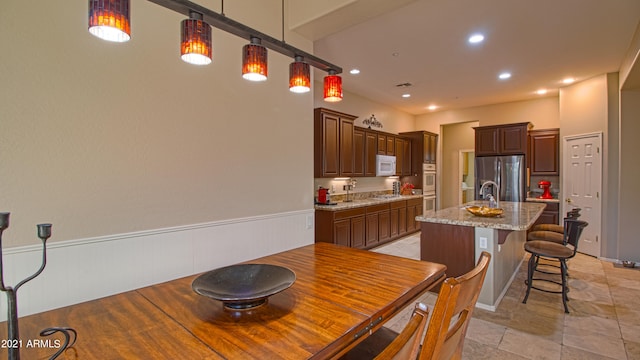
[324,72,343,102]
[181,15,212,66]
[88,0,131,42]
[242,37,268,81]
[289,57,310,93]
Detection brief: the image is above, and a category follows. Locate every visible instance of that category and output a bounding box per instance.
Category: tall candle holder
[0,212,76,360]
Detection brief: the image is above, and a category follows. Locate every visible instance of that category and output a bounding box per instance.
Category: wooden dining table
[0,243,446,359]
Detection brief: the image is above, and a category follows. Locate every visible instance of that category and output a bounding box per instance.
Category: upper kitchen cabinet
[395,137,412,176]
[474,122,531,156]
[314,108,357,177]
[400,130,439,171]
[529,129,559,176]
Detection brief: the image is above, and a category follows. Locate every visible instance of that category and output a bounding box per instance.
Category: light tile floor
[372,233,640,360]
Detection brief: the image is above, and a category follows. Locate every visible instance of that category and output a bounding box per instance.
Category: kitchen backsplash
[314,177,410,198]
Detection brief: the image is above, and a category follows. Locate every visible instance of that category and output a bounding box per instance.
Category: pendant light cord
[221,0,225,16]
[281,0,285,43]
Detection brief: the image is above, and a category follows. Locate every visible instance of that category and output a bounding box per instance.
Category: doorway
[562,132,602,257]
[459,150,475,204]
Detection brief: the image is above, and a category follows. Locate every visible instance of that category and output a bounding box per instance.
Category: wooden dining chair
[341,251,491,360]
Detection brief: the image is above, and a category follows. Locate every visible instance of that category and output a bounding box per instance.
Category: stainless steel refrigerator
[475,155,526,202]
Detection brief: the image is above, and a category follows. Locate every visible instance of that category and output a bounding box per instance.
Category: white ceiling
[297,0,640,115]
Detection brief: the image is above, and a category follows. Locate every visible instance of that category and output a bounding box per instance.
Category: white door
[562,133,602,257]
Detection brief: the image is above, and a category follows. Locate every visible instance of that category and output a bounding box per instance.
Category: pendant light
[242,37,268,81]
[323,70,343,102]
[180,12,212,66]
[88,0,131,42]
[289,56,310,93]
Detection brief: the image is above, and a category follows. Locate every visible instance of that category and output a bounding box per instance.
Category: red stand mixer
[537,180,553,199]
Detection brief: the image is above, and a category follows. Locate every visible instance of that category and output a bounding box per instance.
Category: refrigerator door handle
[496,158,501,196]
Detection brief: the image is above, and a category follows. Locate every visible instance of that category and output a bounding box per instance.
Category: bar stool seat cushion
[531,224,564,233]
[524,240,573,259]
[527,230,564,244]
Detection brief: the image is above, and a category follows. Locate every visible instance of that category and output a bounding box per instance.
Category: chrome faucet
[480,181,500,208]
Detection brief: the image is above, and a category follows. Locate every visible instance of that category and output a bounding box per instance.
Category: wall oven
[423,164,436,195]
[423,195,436,213]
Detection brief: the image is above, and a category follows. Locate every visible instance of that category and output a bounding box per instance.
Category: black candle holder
[0,212,77,360]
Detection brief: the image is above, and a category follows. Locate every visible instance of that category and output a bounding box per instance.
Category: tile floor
[372,233,640,360]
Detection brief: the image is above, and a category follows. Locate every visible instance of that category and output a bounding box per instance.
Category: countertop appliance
[376,154,396,176]
[537,180,553,199]
[475,155,526,202]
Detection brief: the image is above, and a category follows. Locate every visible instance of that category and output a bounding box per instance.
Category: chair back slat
[418,252,491,360]
[374,303,429,360]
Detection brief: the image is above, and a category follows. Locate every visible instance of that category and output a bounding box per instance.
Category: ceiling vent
[395,82,412,88]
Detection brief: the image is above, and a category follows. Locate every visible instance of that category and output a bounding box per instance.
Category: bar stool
[527,208,581,244]
[522,218,588,313]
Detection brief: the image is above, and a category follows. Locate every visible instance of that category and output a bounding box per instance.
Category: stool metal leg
[560,259,569,313]
[522,254,536,304]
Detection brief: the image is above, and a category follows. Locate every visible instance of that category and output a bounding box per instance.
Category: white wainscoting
[0,209,315,321]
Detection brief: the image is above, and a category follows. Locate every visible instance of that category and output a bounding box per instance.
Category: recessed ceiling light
[349,69,360,75]
[536,89,548,95]
[428,105,438,111]
[402,94,411,98]
[468,33,485,44]
[499,72,511,80]
[562,78,575,84]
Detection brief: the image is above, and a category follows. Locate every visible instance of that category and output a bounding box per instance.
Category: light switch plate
[479,237,487,249]
[306,215,314,230]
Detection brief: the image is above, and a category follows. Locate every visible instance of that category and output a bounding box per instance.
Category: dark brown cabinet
[364,131,377,176]
[531,201,560,226]
[366,203,390,247]
[400,130,438,170]
[315,199,419,249]
[529,129,559,176]
[424,132,438,164]
[353,128,365,177]
[339,117,355,176]
[406,198,422,233]
[474,122,531,156]
[315,207,366,248]
[394,137,412,176]
[314,108,357,178]
[377,134,387,154]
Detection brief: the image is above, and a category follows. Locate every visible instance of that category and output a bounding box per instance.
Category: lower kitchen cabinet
[530,201,560,226]
[366,203,391,247]
[406,198,422,233]
[315,198,419,249]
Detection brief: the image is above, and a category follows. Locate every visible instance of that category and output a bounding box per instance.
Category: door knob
[565,198,572,203]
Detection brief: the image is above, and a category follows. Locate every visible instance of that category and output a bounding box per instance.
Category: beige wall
[618,89,640,261]
[415,96,560,134]
[440,121,478,209]
[0,0,315,246]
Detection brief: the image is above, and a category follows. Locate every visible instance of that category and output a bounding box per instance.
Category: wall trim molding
[0,209,315,320]
[4,209,313,255]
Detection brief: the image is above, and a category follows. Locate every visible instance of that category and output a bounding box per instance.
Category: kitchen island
[417,200,545,310]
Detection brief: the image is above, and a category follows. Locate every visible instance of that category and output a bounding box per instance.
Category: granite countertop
[416,200,546,231]
[315,194,423,211]
[526,197,561,203]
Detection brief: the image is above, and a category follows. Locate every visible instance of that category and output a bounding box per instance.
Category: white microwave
[376,155,396,176]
